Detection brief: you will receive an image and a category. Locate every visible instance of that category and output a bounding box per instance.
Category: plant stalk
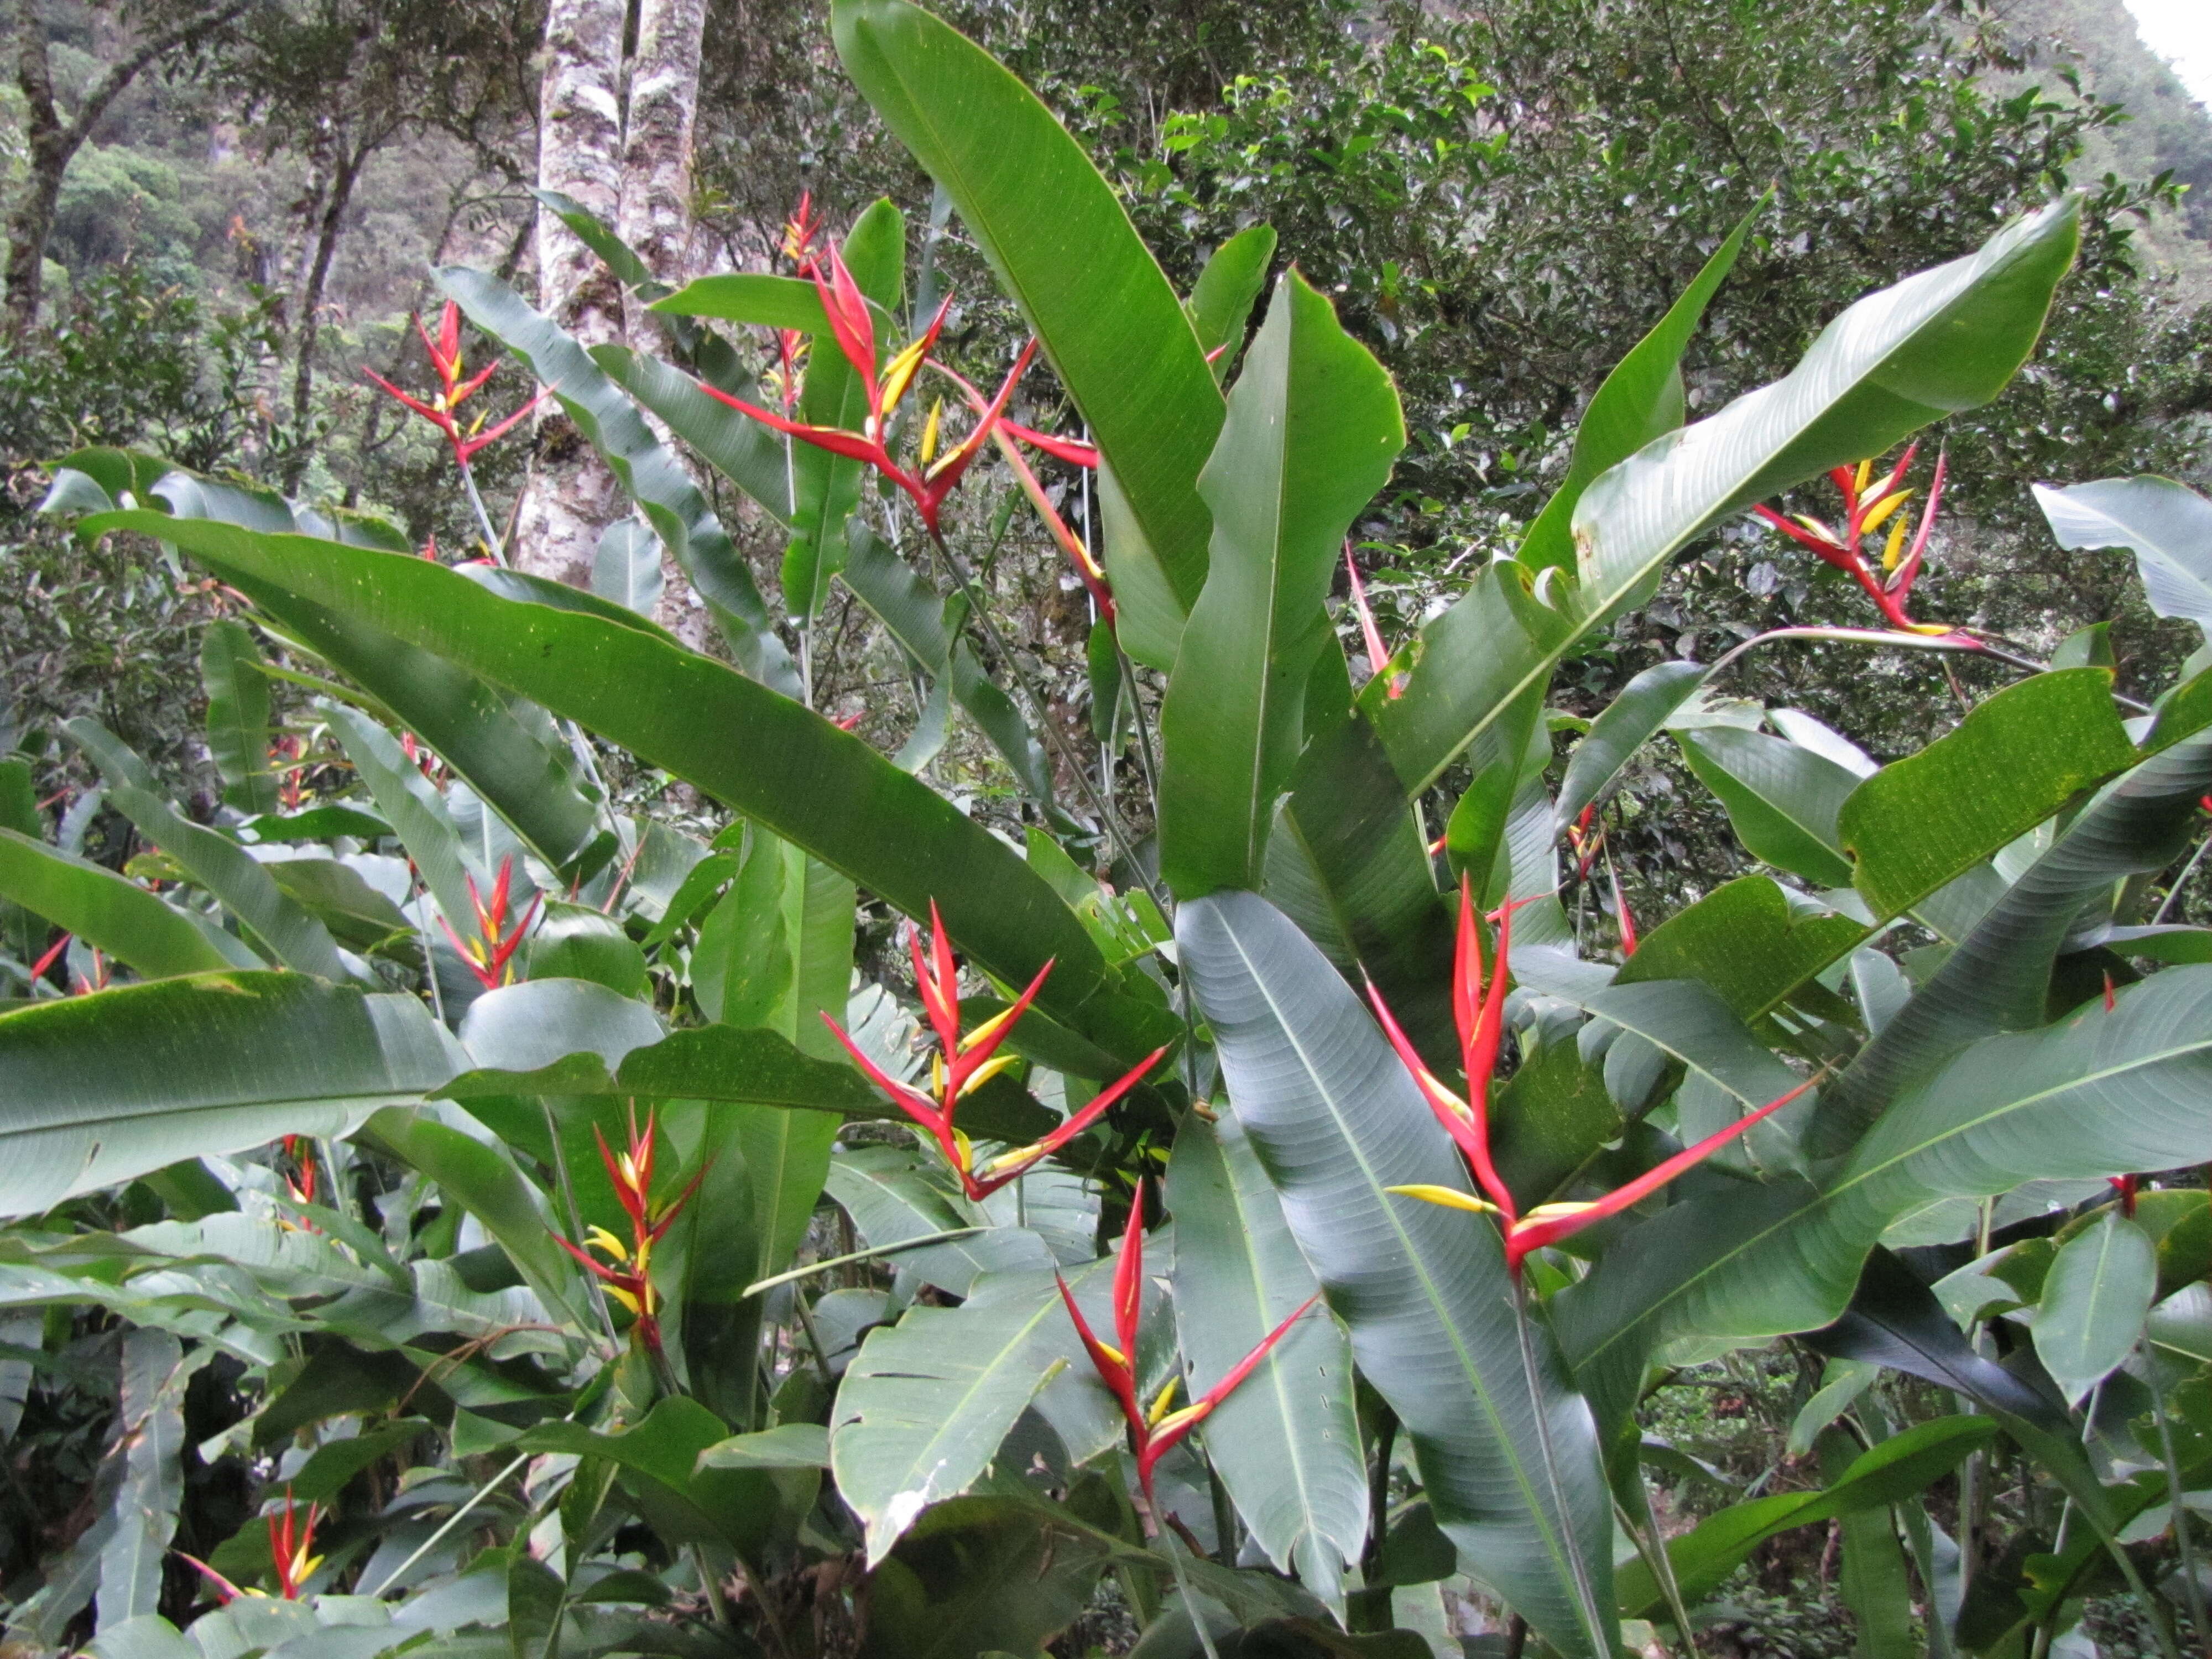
[2155,1378,2212,1656]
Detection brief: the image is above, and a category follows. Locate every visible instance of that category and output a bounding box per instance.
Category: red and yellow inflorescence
[552,1105,707,1358]
[364,301,546,473]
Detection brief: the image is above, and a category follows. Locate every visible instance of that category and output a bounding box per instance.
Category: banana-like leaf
[68,721,350,981]
[0,830,257,978]
[1373,196,2080,796]
[1188,224,1276,382]
[594,345,794,525]
[436,267,799,694]
[831,0,1223,670]
[1554,660,1708,832]
[1677,726,1858,889]
[2030,1212,2156,1405]
[67,512,1139,1066]
[200,621,279,816]
[1179,890,1615,1659]
[321,703,478,929]
[824,1146,1054,1297]
[2033,475,2212,638]
[1611,876,1861,1026]
[1520,203,1759,576]
[97,1329,204,1630]
[1158,270,1405,897]
[0,973,461,1219]
[1166,1113,1366,1611]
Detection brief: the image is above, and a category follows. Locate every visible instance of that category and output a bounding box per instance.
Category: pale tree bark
[615,0,707,640]
[514,0,627,585]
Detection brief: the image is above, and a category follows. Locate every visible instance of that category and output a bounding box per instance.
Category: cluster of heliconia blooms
[434,853,541,992]
[1056,1178,1319,1506]
[552,1106,706,1358]
[1754,446,1959,637]
[1370,880,1817,1276]
[364,302,545,473]
[823,902,1167,1202]
[710,196,1115,612]
[181,1489,321,1603]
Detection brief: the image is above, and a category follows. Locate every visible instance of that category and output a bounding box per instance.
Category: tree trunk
[514,0,628,586]
[617,0,707,639]
[5,0,248,335]
[288,134,371,456]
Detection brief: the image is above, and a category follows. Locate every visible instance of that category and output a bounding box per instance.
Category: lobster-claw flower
[1374,878,1818,1273]
[1752,445,1968,640]
[180,1487,322,1602]
[435,853,541,990]
[363,301,545,471]
[551,1105,707,1353]
[823,900,1167,1200]
[1056,1178,1321,1503]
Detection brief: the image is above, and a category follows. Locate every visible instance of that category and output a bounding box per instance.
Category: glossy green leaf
[859,1494,1113,1659]
[1841,668,2139,918]
[2032,1211,2156,1405]
[824,1146,1055,1297]
[525,901,646,996]
[200,621,279,816]
[2033,475,2212,636]
[1612,876,1863,1025]
[1554,660,1707,832]
[1676,726,1857,889]
[0,973,459,1219]
[591,519,664,618]
[1188,223,1276,382]
[69,720,350,980]
[321,703,476,930]
[1159,270,1405,897]
[70,514,1130,1062]
[832,0,1222,664]
[1166,1113,1365,1610]
[437,267,798,693]
[1519,204,1758,576]
[97,1329,203,1630]
[1179,891,1614,1659]
[0,831,255,978]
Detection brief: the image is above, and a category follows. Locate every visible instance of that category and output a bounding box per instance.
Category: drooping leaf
[1553,660,1708,832]
[1179,891,1615,1659]
[0,973,459,1219]
[1676,725,1858,889]
[200,621,280,816]
[1158,271,1405,898]
[592,519,665,618]
[2033,476,2212,638]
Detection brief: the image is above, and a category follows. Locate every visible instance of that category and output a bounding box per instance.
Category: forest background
[4,0,2212,948]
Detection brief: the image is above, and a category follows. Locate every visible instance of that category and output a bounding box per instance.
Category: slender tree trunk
[617,0,706,639]
[515,0,628,586]
[288,135,371,454]
[4,0,247,335]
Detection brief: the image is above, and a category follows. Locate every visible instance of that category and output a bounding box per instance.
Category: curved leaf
[831,0,1222,666]
[2032,1212,2156,1405]
[1676,726,1857,889]
[1554,660,1708,832]
[0,973,460,1219]
[1166,1113,1366,1610]
[201,621,279,816]
[1159,270,1405,896]
[2033,476,2212,635]
[0,830,256,978]
[1188,224,1276,382]
[68,513,1135,1065]
[1179,890,1614,1659]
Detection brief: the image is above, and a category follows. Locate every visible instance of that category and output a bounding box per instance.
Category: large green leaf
[0,831,255,978]
[0,973,460,1218]
[436,267,797,693]
[824,1146,1054,1297]
[67,721,350,981]
[1157,270,1404,897]
[2031,1212,2156,1405]
[1179,891,1615,1659]
[2033,476,2212,637]
[1840,668,2140,918]
[322,703,478,929]
[594,346,792,525]
[1187,224,1276,382]
[858,1494,1113,1659]
[1373,197,2080,796]
[1519,205,1758,575]
[1676,726,1858,889]
[1553,660,1708,832]
[200,621,279,816]
[831,0,1223,670]
[1165,1113,1366,1610]
[68,513,1135,1064]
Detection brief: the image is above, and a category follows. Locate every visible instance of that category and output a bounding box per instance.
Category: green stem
[2154,830,2212,925]
[367,1448,529,1594]
[739,1226,988,1297]
[1161,1527,1223,1659]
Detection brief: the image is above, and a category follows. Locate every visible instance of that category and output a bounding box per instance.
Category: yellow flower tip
[1385,1183,1498,1214]
[1906,622,1956,637]
[1094,1340,1127,1368]
[880,336,931,416]
[1151,1402,1208,1440]
[920,398,944,467]
[1882,515,1910,571]
[1524,1201,1599,1220]
[958,1052,1021,1099]
[961,1004,1021,1055]
[1854,458,1873,494]
[1859,489,1912,536]
[1792,513,1838,545]
[1146,1376,1181,1426]
[978,1142,1041,1177]
[951,1126,975,1172]
[604,1285,643,1316]
[291,1552,323,1583]
[585,1225,631,1262]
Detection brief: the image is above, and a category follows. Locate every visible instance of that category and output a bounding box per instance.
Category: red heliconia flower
[1566,804,1604,882]
[551,1105,708,1358]
[1752,446,1970,640]
[781,190,822,269]
[1056,1179,1319,1504]
[181,1488,321,1603]
[268,731,305,812]
[1602,847,1638,958]
[280,1134,318,1209]
[700,240,1034,536]
[1373,877,1817,1274]
[436,853,542,991]
[364,301,548,471]
[1345,545,1402,698]
[822,900,1167,1201]
[990,423,1114,623]
[28,931,70,988]
[2110,1172,2140,1217]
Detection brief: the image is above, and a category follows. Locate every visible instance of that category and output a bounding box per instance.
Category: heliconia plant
[8,3,2212,1657]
